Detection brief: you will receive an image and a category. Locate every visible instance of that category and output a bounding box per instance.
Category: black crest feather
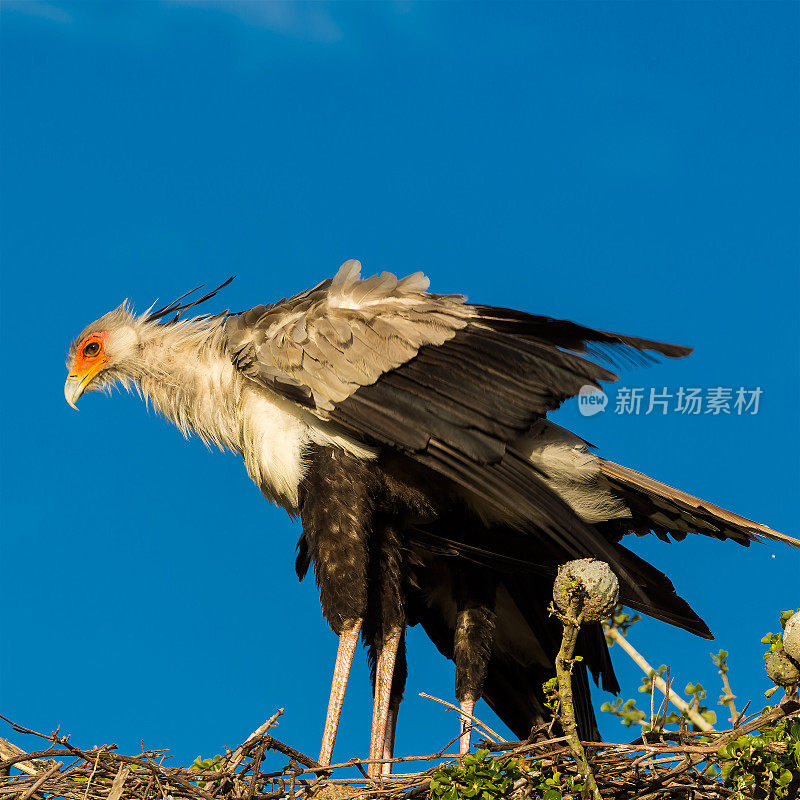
[145,276,236,324]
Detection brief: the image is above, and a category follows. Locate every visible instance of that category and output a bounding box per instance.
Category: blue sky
[1,0,798,770]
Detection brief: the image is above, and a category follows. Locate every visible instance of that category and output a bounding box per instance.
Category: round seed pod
[553,559,619,622]
[765,650,800,687]
[782,612,800,665]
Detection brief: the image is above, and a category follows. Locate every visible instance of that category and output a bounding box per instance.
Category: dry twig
[0,698,797,800]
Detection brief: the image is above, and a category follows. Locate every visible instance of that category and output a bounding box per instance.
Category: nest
[2,696,799,800]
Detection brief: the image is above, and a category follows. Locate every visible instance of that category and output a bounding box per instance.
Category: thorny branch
[603,624,716,733]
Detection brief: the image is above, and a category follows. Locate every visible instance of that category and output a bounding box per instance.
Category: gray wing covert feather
[225,259,468,413]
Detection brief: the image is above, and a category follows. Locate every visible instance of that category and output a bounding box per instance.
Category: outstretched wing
[225,260,688,420]
[227,261,694,595]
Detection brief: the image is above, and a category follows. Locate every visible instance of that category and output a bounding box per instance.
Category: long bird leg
[319,618,363,766]
[369,625,402,776]
[453,565,498,755]
[299,447,375,768]
[380,632,407,775]
[382,706,398,776]
[458,696,477,755]
[365,517,406,778]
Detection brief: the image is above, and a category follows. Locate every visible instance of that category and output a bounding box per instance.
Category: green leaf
[780,610,798,629]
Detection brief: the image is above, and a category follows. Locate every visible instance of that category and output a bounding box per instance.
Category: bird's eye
[83,341,101,358]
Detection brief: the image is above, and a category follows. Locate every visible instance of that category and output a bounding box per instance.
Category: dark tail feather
[599,458,799,549]
[480,657,551,741]
[405,563,609,742]
[613,543,714,639]
[480,638,606,742]
[501,575,617,740]
[481,655,603,742]
[408,521,713,640]
[579,622,620,695]
[572,661,602,742]
[412,598,606,743]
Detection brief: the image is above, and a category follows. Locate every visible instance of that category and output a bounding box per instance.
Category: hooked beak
[64,373,88,410]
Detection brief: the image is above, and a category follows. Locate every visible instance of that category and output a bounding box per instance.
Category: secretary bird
[65,260,798,775]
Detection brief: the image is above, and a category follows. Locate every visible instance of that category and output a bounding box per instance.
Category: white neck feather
[133,318,243,452]
[125,316,375,513]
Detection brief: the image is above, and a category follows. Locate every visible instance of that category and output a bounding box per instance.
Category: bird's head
[64,278,234,409]
[64,303,141,409]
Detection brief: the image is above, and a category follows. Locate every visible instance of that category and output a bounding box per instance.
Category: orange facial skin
[72,331,110,378]
[64,331,110,409]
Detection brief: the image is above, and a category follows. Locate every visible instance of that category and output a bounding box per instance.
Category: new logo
[577,385,608,417]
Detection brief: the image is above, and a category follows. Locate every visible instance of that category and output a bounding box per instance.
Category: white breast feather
[240,389,309,511]
[239,388,377,512]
